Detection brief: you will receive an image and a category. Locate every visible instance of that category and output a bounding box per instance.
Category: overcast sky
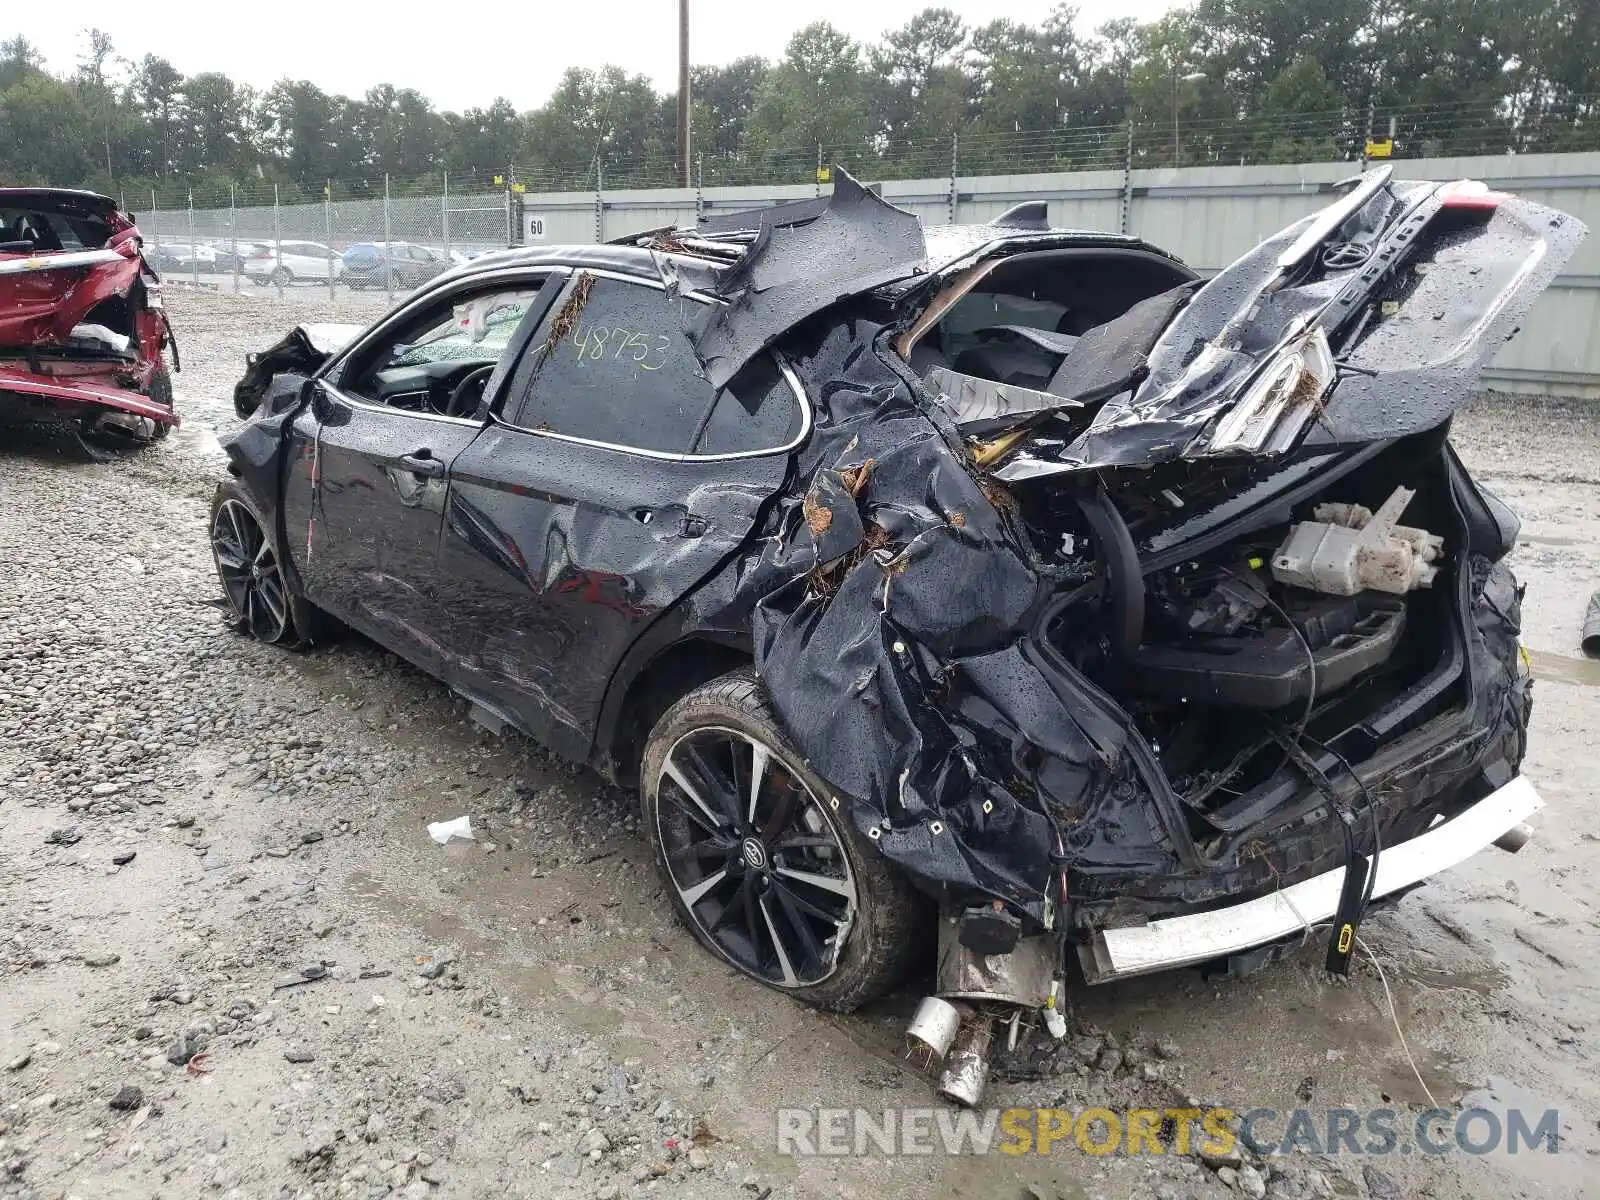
[24,0,1180,112]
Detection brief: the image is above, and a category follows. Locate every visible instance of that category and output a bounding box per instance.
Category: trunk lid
[998,172,1586,480]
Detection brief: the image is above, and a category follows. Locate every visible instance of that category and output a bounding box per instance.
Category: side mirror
[302,378,335,423]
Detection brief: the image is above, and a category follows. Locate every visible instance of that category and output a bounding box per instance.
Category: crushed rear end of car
[629,169,1578,1102]
[0,188,178,452]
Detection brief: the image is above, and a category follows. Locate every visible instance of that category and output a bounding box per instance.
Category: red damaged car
[0,187,178,453]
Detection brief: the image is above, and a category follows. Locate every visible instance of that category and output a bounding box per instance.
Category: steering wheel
[440,364,497,419]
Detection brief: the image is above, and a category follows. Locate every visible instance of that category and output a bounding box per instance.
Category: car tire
[640,667,921,1012]
[145,365,175,437]
[209,479,330,648]
[271,266,292,287]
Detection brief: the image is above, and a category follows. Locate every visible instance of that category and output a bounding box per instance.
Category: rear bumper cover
[0,362,178,427]
[1080,774,1542,983]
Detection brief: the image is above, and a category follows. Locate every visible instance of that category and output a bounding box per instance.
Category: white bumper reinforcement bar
[1081,775,1543,983]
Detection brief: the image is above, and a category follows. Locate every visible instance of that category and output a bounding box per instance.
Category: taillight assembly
[1438,179,1510,210]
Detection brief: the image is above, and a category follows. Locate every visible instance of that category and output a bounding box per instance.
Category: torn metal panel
[688,168,928,390]
[748,317,1113,918]
[924,366,1079,428]
[1043,282,1199,407]
[232,323,364,419]
[1008,178,1584,477]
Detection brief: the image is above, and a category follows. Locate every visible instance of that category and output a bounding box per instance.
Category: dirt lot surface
[2,289,1596,1200]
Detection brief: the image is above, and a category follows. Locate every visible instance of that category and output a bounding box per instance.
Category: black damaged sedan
[215,170,1577,1101]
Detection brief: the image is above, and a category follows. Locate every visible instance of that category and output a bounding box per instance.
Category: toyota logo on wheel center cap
[740,838,767,869]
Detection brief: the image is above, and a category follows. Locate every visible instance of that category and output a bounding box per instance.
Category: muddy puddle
[327,767,1592,1198]
[1526,648,1600,688]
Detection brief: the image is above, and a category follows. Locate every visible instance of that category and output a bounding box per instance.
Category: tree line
[1,0,1596,204]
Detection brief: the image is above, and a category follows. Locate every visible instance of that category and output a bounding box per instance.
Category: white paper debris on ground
[427,815,474,845]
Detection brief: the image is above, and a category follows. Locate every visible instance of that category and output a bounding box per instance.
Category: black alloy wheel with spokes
[641,670,920,1012]
[210,487,294,644]
[657,725,857,988]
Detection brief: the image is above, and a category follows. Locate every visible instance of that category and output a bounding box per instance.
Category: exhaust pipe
[936,1013,994,1108]
[905,996,963,1060]
[90,412,157,442]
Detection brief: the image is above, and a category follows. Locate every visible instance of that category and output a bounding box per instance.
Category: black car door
[280,270,563,675]
[434,269,809,762]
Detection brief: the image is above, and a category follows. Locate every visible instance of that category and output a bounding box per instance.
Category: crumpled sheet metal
[1024,183,1585,476]
[687,169,927,391]
[233,325,359,420]
[748,316,1177,918]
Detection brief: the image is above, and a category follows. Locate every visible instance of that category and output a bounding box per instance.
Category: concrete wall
[518,152,1600,397]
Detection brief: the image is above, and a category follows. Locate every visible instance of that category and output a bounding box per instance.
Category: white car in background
[243,240,344,287]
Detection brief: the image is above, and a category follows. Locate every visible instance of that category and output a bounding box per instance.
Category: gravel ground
[1,290,1596,1200]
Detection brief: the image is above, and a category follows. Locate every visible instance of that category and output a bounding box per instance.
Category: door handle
[399,451,444,478]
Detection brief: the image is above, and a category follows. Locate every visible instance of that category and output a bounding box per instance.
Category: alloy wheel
[211,499,291,642]
[654,726,857,988]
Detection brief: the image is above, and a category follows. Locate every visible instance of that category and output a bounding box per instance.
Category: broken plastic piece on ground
[1583,591,1600,657]
[427,815,475,845]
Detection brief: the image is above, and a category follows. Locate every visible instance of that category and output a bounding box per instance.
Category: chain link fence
[134,170,515,302]
[505,93,1600,190]
[126,95,1600,302]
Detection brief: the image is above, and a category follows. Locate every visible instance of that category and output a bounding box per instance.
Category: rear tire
[640,668,921,1012]
[271,266,292,287]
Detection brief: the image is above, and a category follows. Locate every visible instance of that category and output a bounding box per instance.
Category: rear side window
[511,274,712,454]
[693,355,804,454]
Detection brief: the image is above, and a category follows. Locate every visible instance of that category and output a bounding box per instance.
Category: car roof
[431,242,701,288]
[0,186,118,208]
[0,188,122,223]
[437,224,1168,293]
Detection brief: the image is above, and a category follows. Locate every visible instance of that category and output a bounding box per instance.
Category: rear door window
[508,273,713,454]
[692,355,805,455]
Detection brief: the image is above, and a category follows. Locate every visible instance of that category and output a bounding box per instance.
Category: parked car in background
[244,240,343,286]
[146,242,218,274]
[0,187,178,453]
[341,241,452,290]
[210,241,261,274]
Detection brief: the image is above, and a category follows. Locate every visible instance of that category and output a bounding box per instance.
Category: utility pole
[1171,64,1206,165]
[677,0,691,188]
